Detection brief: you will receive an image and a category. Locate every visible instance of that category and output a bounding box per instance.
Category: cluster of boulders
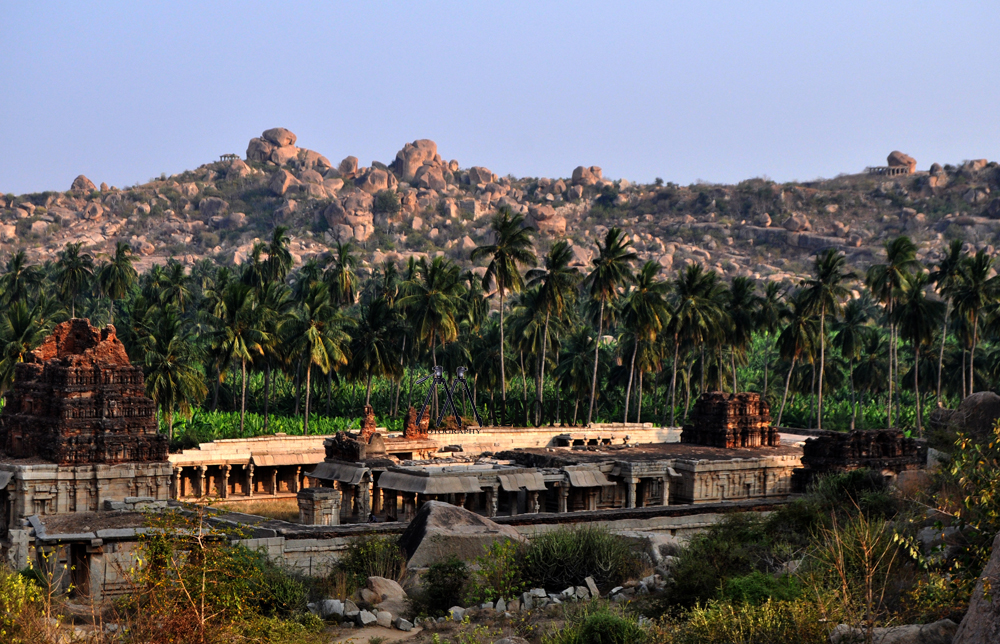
[308,575,415,632]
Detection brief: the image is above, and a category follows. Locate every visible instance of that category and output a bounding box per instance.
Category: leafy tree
[726,276,760,393]
[97,241,138,322]
[0,300,54,393]
[775,290,817,427]
[141,306,207,441]
[349,297,403,405]
[471,206,536,402]
[583,227,636,425]
[325,241,359,307]
[952,250,1000,394]
[929,239,964,402]
[834,297,873,429]
[894,271,945,436]
[525,240,578,411]
[54,242,94,317]
[212,282,268,435]
[620,261,670,422]
[0,250,43,307]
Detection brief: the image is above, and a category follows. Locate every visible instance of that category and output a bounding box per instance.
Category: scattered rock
[198,197,228,218]
[270,145,300,166]
[831,619,956,644]
[945,392,1000,443]
[246,137,274,163]
[782,213,811,232]
[366,576,406,602]
[375,611,392,628]
[269,169,300,196]
[319,599,344,619]
[467,166,493,185]
[395,617,413,631]
[571,165,603,186]
[357,609,377,626]
[71,175,96,192]
[399,501,525,568]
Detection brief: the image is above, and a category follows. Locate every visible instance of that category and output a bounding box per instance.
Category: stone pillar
[297,487,341,525]
[455,493,466,509]
[372,486,382,515]
[509,491,519,516]
[529,491,540,514]
[173,467,182,500]
[587,489,598,512]
[660,477,669,506]
[486,486,498,518]
[221,465,231,499]
[247,464,255,498]
[270,468,278,496]
[558,485,569,513]
[358,474,372,519]
[403,492,416,521]
[625,477,639,509]
[385,490,397,520]
[197,466,207,498]
[294,467,302,493]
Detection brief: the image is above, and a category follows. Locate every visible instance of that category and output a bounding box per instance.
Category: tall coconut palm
[283,283,352,434]
[620,261,670,422]
[212,281,268,435]
[583,228,636,425]
[470,206,537,402]
[865,236,918,426]
[665,264,724,425]
[159,261,193,312]
[929,239,964,402]
[265,225,294,283]
[350,297,404,405]
[0,250,43,307]
[54,242,95,317]
[526,240,578,412]
[398,256,463,371]
[894,271,945,437]
[141,306,207,442]
[0,300,54,393]
[325,241,359,307]
[555,325,599,425]
[775,290,817,428]
[97,242,138,322]
[256,280,293,432]
[952,250,1000,394]
[755,282,787,399]
[802,249,855,430]
[726,276,760,393]
[834,297,874,429]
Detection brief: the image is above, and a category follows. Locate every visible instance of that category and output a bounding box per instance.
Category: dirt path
[327,624,424,643]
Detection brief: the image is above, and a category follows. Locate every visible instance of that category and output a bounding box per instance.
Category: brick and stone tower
[681,392,777,449]
[0,319,167,464]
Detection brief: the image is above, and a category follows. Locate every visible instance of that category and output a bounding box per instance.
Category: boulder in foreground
[398,500,524,568]
[954,531,1000,643]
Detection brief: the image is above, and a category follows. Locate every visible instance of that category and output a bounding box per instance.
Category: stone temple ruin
[792,428,927,489]
[681,392,777,448]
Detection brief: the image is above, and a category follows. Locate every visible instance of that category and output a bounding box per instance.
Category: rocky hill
[2,127,998,283]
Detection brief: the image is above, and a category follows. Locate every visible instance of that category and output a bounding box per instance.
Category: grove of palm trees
[1,207,993,450]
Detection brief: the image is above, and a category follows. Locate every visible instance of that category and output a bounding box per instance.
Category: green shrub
[466,539,525,604]
[811,468,897,518]
[653,599,832,644]
[338,535,406,587]
[410,556,467,617]
[543,605,647,644]
[373,190,401,216]
[522,527,645,592]
[720,572,801,605]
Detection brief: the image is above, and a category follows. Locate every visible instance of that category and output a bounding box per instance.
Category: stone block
[375,611,392,628]
[395,617,413,631]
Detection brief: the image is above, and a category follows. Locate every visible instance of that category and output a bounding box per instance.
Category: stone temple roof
[28,318,131,367]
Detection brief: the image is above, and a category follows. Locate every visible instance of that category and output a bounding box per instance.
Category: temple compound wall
[0,320,171,537]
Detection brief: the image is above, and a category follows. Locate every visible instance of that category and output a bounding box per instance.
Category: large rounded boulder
[398,501,524,568]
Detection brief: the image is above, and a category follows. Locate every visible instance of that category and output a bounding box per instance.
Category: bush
[522,527,645,592]
[653,599,833,644]
[410,556,467,617]
[373,190,401,216]
[467,539,526,604]
[720,572,801,605]
[543,605,647,644]
[0,565,48,644]
[811,468,897,518]
[338,535,406,587]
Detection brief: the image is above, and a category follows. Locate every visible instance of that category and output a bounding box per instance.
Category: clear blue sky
[2,1,998,194]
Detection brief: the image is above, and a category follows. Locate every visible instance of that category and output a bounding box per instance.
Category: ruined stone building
[681,392,777,448]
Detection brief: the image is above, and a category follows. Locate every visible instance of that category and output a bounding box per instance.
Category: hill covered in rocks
[2,127,998,283]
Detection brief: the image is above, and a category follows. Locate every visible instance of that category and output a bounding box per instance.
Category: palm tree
[665,264,724,425]
[834,297,873,429]
[212,281,268,435]
[583,228,636,425]
[952,250,999,394]
[0,300,54,393]
[894,271,945,437]
[265,225,294,283]
[620,261,670,422]
[0,250,43,307]
[929,239,964,402]
[54,242,95,317]
[726,277,760,392]
[399,256,463,372]
[775,290,817,428]
[865,236,918,426]
[325,241,359,307]
[283,283,351,434]
[350,297,404,405]
[159,261,193,312]
[525,240,578,412]
[755,282,787,399]
[470,206,537,402]
[97,242,138,322]
[256,280,293,432]
[802,249,855,430]
[141,306,207,442]
[555,325,599,425]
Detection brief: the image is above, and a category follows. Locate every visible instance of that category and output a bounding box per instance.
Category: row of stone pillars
[172,464,306,499]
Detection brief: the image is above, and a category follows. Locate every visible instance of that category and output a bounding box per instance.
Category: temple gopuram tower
[0,320,171,533]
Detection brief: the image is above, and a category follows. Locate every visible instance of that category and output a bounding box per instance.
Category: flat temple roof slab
[498,442,802,467]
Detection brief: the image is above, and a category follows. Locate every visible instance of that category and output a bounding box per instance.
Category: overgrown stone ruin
[403,405,430,440]
[792,428,927,490]
[0,319,167,464]
[681,392,777,449]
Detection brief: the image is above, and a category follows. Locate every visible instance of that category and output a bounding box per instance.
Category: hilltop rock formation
[71,175,96,192]
[888,150,917,173]
[390,139,441,181]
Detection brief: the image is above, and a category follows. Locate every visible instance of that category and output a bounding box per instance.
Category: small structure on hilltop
[866,150,917,176]
[681,392,777,449]
[792,428,927,490]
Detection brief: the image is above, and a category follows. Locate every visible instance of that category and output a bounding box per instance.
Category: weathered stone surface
[831,618,956,644]
[782,213,811,232]
[945,392,1000,443]
[269,169,300,196]
[262,127,297,147]
[71,175,96,192]
[887,150,917,173]
[0,319,166,464]
[681,392,776,448]
[794,429,927,490]
[246,137,275,163]
[270,145,300,166]
[399,501,525,568]
[198,197,228,218]
[571,166,602,186]
[390,139,439,181]
[367,576,406,602]
[955,530,1000,643]
[403,406,430,440]
[467,166,493,185]
[360,405,377,442]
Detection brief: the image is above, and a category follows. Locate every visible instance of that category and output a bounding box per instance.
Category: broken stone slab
[449,606,465,621]
[496,597,506,612]
[356,609,377,626]
[319,599,343,619]
[375,611,392,628]
[585,576,600,598]
[575,586,590,600]
[395,617,413,631]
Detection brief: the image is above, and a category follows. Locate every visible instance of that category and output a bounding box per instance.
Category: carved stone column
[486,485,498,518]
[197,466,207,498]
[172,467,182,500]
[247,464,254,498]
[558,484,569,513]
[660,477,669,506]
[529,491,540,514]
[625,477,639,509]
[270,468,278,496]
[294,467,302,493]
[455,493,466,509]
[221,465,231,499]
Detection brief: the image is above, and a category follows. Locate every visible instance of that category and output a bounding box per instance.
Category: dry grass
[217,498,300,522]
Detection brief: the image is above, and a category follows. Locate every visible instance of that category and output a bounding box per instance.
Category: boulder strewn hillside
[2,129,997,283]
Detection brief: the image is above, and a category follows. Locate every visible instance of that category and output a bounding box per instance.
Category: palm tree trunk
[109,299,114,323]
[962,349,967,399]
[763,332,770,400]
[887,303,894,428]
[699,346,705,394]
[849,358,857,430]
[211,366,220,412]
[731,349,738,393]
[809,361,816,430]
[303,364,312,435]
[538,310,550,412]
[915,343,922,437]
[668,336,680,426]
[818,304,825,431]
[499,288,506,401]
[936,303,949,404]
[263,365,271,433]
[294,359,302,416]
[166,409,173,443]
[636,370,643,423]
[684,361,693,420]
[239,358,247,435]
[624,340,637,423]
[587,299,605,426]
[776,356,797,428]
[365,372,373,406]
[432,331,438,420]
[970,312,978,395]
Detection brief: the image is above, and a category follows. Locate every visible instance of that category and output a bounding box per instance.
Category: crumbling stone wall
[0,319,166,464]
[797,429,927,479]
[681,392,777,449]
